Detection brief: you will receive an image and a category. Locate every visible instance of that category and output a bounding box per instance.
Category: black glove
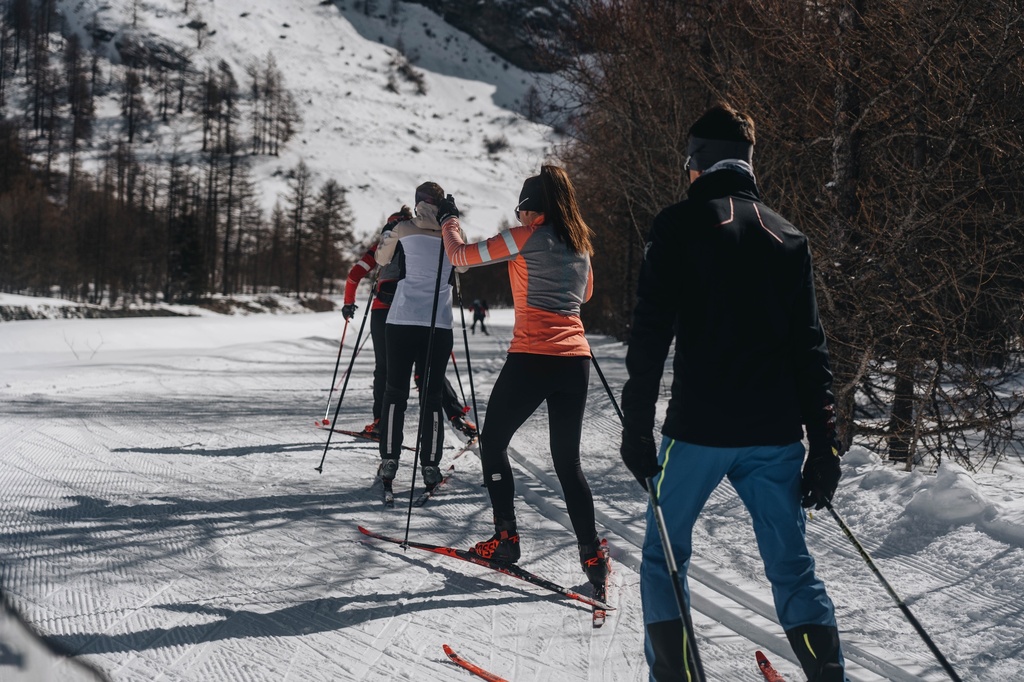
[341,303,357,320]
[620,428,660,491]
[800,438,843,510]
[437,194,460,225]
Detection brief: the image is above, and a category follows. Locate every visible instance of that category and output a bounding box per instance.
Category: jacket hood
[413,201,442,232]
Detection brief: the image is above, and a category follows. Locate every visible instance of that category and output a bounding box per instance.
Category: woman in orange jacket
[438,165,608,590]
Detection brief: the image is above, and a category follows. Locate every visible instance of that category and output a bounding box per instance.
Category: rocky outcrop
[406,0,572,73]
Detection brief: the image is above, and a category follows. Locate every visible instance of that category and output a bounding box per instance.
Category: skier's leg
[642,439,731,682]
[379,324,415,463]
[418,328,453,468]
[544,356,595,544]
[728,442,846,681]
[478,354,546,521]
[369,308,388,421]
[440,377,463,422]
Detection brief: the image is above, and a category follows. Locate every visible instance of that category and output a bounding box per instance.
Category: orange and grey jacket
[441,216,593,357]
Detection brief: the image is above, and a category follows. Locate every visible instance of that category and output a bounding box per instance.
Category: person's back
[651,165,825,448]
[380,208,456,329]
[620,103,846,682]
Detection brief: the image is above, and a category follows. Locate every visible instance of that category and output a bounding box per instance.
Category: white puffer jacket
[376,201,466,329]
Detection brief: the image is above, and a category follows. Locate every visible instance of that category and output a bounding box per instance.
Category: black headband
[686,136,753,172]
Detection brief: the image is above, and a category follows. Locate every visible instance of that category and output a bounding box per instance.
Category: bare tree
[555,0,1024,469]
[287,160,313,295]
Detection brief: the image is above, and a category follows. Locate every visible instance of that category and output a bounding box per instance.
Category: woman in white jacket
[374,182,464,494]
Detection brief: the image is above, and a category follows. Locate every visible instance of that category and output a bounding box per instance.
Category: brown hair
[538,165,594,256]
[415,181,444,206]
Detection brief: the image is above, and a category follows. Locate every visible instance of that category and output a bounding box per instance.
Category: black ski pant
[370,308,388,419]
[379,323,453,467]
[372,308,463,423]
[481,353,596,545]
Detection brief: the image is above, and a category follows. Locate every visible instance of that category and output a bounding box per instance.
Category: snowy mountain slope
[2,309,1023,680]
[52,0,556,240]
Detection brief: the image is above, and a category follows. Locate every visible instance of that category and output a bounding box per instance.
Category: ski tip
[755,650,768,664]
[357,525,371,535]
[442,643,455,658]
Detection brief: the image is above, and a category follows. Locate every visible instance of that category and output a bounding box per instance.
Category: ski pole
[318,317,350,426]
[319,284,375,426]
[402,232,449,545]
[825,501,963,681]
[314,285,375,474]
[590,351,624,422]
[449,351,468,408]
[453,275,480,433]
[590,351,706,682]
[648,474,707,682]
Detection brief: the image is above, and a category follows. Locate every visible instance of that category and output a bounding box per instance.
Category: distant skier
[439,165,607,593]
[341,207,476,441]
[469,299,489,335]
[619,103,849,682]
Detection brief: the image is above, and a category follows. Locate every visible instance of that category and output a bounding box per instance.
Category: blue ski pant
[641,438,838,679]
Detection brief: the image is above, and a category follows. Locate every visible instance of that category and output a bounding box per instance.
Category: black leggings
[370,308,388,419]
[481,353,597,545]
[379,324,453,466]
[372,308,464,421]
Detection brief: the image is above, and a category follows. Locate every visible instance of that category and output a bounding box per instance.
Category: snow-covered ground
[2,306,1023,681]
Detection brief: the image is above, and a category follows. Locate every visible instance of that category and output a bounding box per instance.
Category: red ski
[322,427,416,452]
[442,644,508,682]
[358,526,611,610]
[756,650,786,681]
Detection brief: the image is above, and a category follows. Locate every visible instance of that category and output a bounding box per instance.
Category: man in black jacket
[620,103,847,682]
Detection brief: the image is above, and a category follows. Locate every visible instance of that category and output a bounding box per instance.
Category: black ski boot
[469,517,520,563]
[380,458,398,507]
[579,537,610,587]
[785,624,846,682]
[380,457,399,482]
[422,465,442,491]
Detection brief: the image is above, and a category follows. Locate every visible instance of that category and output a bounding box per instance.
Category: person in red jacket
[341,207,476,440]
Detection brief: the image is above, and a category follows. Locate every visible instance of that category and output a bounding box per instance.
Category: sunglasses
[514,197,530,222]
[684,155,692,172]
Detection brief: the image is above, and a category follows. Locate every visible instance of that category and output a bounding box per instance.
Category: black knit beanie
[517,175,544,212]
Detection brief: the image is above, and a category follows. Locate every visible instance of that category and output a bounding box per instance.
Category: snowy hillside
[53,0,557,239]
[2,309,1024,680]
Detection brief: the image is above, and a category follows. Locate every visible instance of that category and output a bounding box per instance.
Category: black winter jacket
[621,167,836,449]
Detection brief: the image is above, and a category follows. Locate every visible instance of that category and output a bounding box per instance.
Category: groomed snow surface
[2,303,1023,681]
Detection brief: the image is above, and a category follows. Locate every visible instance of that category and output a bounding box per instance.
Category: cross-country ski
[358,526,612,610]
[442,644,508,682]
[756,650,786,682]
[413,464,455,507]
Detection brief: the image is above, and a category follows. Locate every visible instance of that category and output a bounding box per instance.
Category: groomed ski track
[0,311,1005,680]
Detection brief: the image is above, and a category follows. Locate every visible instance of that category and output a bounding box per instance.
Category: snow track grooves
[2,314,1013,680]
